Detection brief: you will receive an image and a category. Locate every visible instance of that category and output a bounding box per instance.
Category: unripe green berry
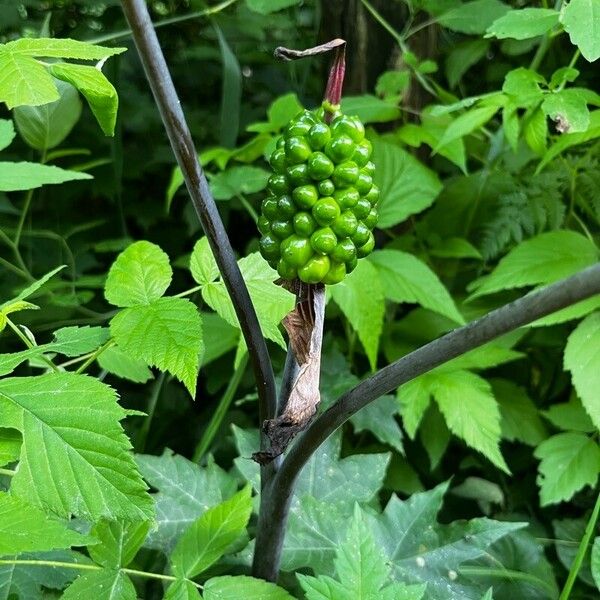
[259,234,280,261]
[365,183,380,206]
[299,255,330,284]
[277,259,297,280]
[332,238,357,263]
[353,197,371,220]
[271,219,294,240]
[310,227,337,255]
[293,212,317,237]
[307,122,331,149]
[268,174,290,195]
[318,179,335,196]
[325,135,356,163]
[312,197,340,226]
[285,136,312,164]
[331,115,365,143]
[356,231,375,257]
[363,207,378,229]
[292,184,319,209]
[355,172,373,196]
[333,187,359,210]
[352,139,372,167]
[277,195,296,219]
[363,160,376,177]
[307,152,335,180]
[332,211,358,237]
[269,147,287,173]
[352,221,371,247]
[287,163,310,187]
[281,235,313,268]
[323,261,346,285]
[332,161,360,187]
[261,196,279,220]
[257,216,271,235]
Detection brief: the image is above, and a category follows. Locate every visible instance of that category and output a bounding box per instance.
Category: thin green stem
[0,559,203,589]
[75,339,116,375]
[174,285,203,298]
[557,49,581,92]
[14,189,34,250]
[0,255,29,280]
[559,490,600,600]
[236,194,259,223]
[529,0,564,71]
[5,317,59,373]
[459,566,555,594]
[0,468,15,477]
[137,371,166,453]
[89,0,240,45]
[193,353,249,462]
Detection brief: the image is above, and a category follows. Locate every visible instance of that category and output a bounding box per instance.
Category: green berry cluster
[258,106,379,285]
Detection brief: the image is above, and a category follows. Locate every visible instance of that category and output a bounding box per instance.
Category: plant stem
[0,468,15,477]
[90,0,240,44]
[5,317,59,373]
[255,263,600,580]
[137,372,166,453]
[559,490,600,599]
[75,339,116,375]
[0,559,203,588]
[193,353,249,462]
[459,566,555,594]
[120,0,277,429]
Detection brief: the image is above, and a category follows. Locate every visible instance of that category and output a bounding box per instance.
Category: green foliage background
[0,0,599,598]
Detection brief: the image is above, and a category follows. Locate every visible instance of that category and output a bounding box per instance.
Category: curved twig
[120,0,277,425]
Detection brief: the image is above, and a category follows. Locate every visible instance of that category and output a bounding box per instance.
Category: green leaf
[560,0,600,62]
[201,253,294,349]
[48,62,119,136]
[535,432,600,505]
[201,312,239,366]
[340,95,401,123]
[432,370,509,472]
[372,137,442,227]
[247,92,303,133]
[446,39,490,89]
[0,161,91,191]
[97,344,154,383]
[542,397,596,433]
[13,79,81,151]
[524,107,548,154]
[203,575,295,599]
[350,395,404,453]
[110,297,203,396]
[0,118,16,151]
[3,37,126,60]
[245,0,300,14]
[492,379,548,446]
[0,373,153,521]
[564,312,600,431]
[542,88,590,132]
[1,265,65,309]
[592,537,600,591]
[398,376,432,438]
[105,241,172,307]
[554,518,596,587]
[486,8,560,40]
[170,486,252,578]
[469,231,598,298]
[136,450,237,553]
[369,249,464,324]
[209,166,269,200]
[0,492,89,555]
[0,52,59,108]
[438,0,510,34]
[61,569,136,600]
[89,520,150,568]
[330,259,384,369]
[0,427,21,466]
[165,579,202,600]
[503,68,545,106]
[430,237,482,259]
[434,105,499,151]
[369,482,525,599]
[190,237,219,286]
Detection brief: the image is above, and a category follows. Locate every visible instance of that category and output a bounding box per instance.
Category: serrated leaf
[486,8,559,40]
[446,39,490,89]
[492,379,547,446]
[136,450,237,553]
[0,373,152,521]
[0,52,58,108]
[0,492,89,554]
[48,62,119,136]
[542,397,596,432]
[3,38,126,60]
[209,166,269,200]
[542,88,590,132]
[372,137,442,228]
[330,259,384,369]
[0,118,16,151]
[469,231,598,298]
[368,482,525,599]
[110,297,202,396]
[564,312,600,430]
[201,253,294,349]
[170,486,252,578]
[61,569,136,600]
[503,68,545,107]
[89,520,150,568]
[524,107,547,155]
[0,161,91,191]
[165,579,202,599]
[105,241,172,307]
[190,237,219,285]
[0,428,20,467]
[340,95,401,123]
[97,344,154,383]
[430,370,509,472]
[203,575,295,599]
[369,249,464,324]
[534,432,600,505]
[438,0,510,34]
[560,0,600,62]
[398,376,432,438]
[14,79,81,151]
